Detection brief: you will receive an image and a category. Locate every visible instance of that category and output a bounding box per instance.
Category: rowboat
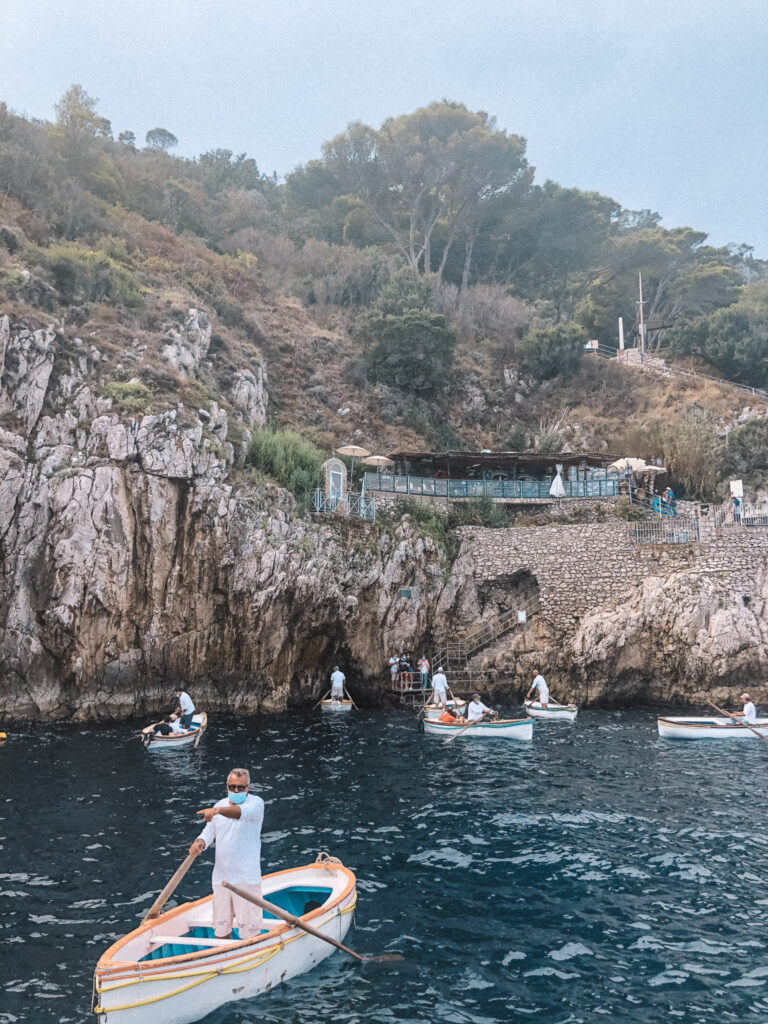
[524,699,578,722]
[658,716,768,740]
[423,698,467,720]
[93,856,357,1024]
[320,698,354,712]
[141,713,207,749]
[423,717,533,740]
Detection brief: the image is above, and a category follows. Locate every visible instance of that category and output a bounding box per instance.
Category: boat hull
[524,700,577,722]
[423,699,467,720]
[141,713,207,750]
[657,716,768,740]
[93,860,356,1024]
[320,699,354,711]
[423,717,533,740]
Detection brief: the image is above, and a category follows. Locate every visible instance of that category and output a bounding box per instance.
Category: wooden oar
[313,689,331,710]
[193,719,204,749]
[141,852,198,924]
[443,717,483,744]
[707,701,768,744]
[344,686,359,709]
[222,881,403,963]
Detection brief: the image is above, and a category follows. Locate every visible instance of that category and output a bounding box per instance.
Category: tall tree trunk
[459,227,479,309]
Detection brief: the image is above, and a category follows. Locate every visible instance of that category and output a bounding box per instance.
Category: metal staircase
[431,596,538,691]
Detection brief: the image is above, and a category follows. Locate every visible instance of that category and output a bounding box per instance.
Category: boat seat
[149,934,237,948]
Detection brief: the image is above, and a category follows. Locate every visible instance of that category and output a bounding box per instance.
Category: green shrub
[104,380,152,413]
[667,307,768,389]
[518,322,587,381]
[447,496,507,529]
[26,241,142,306]
[505,424,528,451]
[246,427,324,505]
[357,308,455,394]
[724,419,768,488]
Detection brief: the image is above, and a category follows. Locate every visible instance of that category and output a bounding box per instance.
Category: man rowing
[730,692,757,724]
[431,666,449,708]
[174,687,196,729]
[527,670,549,708]
[467,694,498,722]
[330,665,346,700]
[189,767,265,940]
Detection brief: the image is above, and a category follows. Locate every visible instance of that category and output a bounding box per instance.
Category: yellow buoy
[0,732,7,742]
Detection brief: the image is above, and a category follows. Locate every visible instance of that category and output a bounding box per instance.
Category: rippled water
[2,708,768,1023]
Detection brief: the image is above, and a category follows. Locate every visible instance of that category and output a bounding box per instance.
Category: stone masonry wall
[456,522,768,632]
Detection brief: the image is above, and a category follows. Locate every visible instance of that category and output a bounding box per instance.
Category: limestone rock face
[161,308,212,375]
[0,316,57,432]
[230,366,267,427]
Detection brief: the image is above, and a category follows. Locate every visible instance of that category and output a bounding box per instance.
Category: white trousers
[212,881,263,939]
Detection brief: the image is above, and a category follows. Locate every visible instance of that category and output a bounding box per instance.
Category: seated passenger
[154,715,175,735]
[439,708,459,724]
[169,713,184,733]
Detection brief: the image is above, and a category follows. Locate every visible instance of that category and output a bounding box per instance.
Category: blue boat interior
[141,885,333,961]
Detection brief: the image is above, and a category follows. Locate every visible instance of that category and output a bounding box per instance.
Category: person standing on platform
[431,667,448,707]
[418,655,430,689]
[330,666,346,699]
[527,671,550,708]
[189,767,265,940]
[175,687,196,729]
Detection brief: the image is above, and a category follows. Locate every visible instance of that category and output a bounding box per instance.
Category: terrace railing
[364,472,618,501]
[713,502,768,529]
[313,489,376,523]
[628,519,700,544]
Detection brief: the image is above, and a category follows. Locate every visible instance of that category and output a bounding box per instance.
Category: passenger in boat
[467,694,497,721]
[527,671,550,708]
[439,707,460,724]
[153,715,175,736]
[330,666,346,699]
[731,692,757,724]
[418,655,430,689]
[190,767,265,940]
[431,667,448,707]
[169,713,184,733]
[175,688,196,729]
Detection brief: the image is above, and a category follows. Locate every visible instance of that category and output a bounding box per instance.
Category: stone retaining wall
[457,522,768,632]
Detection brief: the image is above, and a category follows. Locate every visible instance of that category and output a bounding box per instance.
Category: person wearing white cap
[431,667,448,707]
[731,692,757,724]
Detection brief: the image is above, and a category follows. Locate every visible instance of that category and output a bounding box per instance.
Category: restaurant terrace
[363,450,619,502]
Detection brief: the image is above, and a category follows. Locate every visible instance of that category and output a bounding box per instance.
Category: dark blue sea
[2,708,768,1023]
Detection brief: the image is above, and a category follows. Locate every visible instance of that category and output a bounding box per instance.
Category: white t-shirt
[389,657,398,677]
[170,718,183,734]
[198,793,264,886]
[744,701,757,724]
[331,670,345,693]
[432,672,447,695]
[532,675,549,703]
[177,691,195,715]
[468,699,491,722]
[418,659,430,674]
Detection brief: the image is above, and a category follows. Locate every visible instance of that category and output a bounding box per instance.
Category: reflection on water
[1,708,768,1023]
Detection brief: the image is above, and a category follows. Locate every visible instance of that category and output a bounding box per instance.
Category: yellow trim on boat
[94,897,357,1013]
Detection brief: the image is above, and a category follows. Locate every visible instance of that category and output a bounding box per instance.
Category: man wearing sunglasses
[189,768,264,940]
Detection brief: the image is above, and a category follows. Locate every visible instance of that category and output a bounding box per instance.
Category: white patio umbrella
[608,457,648,473]
[336,444,371,479]
[362,455,394,472]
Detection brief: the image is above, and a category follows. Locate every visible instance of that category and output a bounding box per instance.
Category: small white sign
[517,610,527,623]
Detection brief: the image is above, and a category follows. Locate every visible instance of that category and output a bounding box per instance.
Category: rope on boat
[315,850,342,865]
[94,897,357,1013]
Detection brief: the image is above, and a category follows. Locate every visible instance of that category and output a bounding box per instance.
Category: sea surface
[2,707,768,1023]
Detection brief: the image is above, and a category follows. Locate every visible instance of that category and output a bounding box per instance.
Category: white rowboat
[320,698,354,712]
[423,717,533,740]
[524,699,578,722]
[93,857,356,1024]
[423,698,467,720]
[657,716,768,740]
[141,713,207,749]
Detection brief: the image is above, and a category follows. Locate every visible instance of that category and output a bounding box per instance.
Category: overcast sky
[2,0,766,256]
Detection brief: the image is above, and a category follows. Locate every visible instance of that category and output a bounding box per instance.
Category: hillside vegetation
[1,88,767,501]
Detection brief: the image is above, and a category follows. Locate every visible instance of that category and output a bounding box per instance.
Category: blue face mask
[228,790,247,805]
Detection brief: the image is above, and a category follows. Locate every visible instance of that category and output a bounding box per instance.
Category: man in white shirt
[731,692,757,724]
[527,671,549,708]
[189,768,265,940]
[330,666,346,699]
[467,694,497,722]
[175,688,196,729]
[389,656,399,685]
[431,667,448,707]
